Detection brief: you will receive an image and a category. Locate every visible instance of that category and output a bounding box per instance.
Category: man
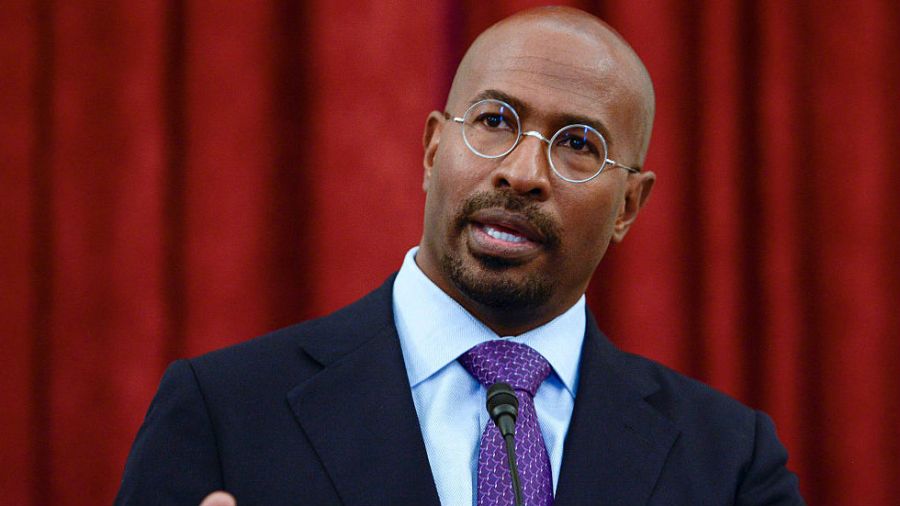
[117,6,804,505]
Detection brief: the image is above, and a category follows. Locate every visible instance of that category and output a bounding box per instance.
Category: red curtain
[2,1,898,504]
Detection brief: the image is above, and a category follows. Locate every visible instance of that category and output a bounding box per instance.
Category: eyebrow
[468,89,616,148]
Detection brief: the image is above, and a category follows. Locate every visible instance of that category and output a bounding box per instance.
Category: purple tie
[459,340,554,506]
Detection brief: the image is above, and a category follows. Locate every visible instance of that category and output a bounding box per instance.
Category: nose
[490,131,552,200]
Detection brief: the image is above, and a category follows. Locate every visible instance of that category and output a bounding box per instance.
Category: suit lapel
[555,315,680,505]
[286,278,440,505]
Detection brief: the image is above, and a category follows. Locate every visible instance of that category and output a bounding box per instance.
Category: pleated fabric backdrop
[2,1,898,504]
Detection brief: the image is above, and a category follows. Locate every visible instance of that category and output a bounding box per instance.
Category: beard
[439,189,561,310]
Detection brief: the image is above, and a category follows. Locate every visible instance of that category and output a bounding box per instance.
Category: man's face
[417,19,654,334]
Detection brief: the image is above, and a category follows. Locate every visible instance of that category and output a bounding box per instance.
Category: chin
[440,251,556,310]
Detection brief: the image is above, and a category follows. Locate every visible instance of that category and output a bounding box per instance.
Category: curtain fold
[2,1,897,504]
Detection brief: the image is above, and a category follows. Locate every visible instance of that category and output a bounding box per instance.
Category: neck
[456,296,561,337]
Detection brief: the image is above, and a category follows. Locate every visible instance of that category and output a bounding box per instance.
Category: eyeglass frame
[443,98,640,184]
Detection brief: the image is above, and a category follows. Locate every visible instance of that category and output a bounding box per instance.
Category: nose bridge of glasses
[502,128,553,185]
[495,128,553,194]
[521,130,551,145]
[513,130,553,174]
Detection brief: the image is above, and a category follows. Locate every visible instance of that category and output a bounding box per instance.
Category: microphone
[486,383,524,506]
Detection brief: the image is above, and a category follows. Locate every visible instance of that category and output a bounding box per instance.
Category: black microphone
[486,383,524,506]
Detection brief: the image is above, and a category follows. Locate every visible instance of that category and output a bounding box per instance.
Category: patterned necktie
[459,340,554,506]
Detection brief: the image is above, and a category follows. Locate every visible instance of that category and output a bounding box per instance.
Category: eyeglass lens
[461,99,609,182]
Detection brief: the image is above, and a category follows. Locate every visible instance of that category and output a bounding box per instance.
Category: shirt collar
[392,247,584,397]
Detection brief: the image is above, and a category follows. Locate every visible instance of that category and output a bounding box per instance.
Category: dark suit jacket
[116,276,803,505]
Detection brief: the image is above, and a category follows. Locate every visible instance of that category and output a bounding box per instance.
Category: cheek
[422,148,481,231]
[572,215,612,260]
[430,147,489,200]
[558,190,622,263]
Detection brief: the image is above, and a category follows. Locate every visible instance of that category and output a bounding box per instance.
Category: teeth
[484,225,526,243]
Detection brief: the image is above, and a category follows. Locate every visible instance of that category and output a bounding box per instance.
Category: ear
[611,170,655,243]
[422,111,445,193]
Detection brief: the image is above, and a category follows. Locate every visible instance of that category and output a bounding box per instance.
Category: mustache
[455,190,561,248]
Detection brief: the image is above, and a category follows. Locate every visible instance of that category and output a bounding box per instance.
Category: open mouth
[481,223,529,244]
[466,208,546,261]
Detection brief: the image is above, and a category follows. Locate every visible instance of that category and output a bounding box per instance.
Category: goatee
[440,189,561,310]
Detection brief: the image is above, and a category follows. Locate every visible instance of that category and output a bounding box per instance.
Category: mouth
[466,208,546,262]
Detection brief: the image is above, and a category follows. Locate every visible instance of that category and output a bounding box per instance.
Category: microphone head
[486,382,519,425]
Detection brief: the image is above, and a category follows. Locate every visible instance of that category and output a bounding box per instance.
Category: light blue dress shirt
[392,247,585,506]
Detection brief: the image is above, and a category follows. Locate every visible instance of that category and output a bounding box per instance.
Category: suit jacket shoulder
[117,275,439,506]
[554,315,804,505]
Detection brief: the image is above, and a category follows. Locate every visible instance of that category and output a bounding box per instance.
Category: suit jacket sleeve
[115,360,224,506]
[737,410,805,505]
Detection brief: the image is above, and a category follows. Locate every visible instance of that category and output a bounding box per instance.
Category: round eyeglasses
[445,98,639,183]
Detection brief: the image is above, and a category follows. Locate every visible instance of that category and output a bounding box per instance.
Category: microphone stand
[503,431,524,506]
[487,383,525,506]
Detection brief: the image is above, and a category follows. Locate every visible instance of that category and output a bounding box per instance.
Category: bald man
[117,7,804,505]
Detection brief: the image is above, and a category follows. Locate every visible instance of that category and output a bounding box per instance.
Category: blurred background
[2,1,898,504]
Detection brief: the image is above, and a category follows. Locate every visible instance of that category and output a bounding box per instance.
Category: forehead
[462,26,631,107]
[451,24,644,151]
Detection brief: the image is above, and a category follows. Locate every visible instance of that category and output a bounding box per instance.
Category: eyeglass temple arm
[610,160,641,174]
[442,112,465,123]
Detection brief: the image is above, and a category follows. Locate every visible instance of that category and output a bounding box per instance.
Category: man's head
[417,6,656,335]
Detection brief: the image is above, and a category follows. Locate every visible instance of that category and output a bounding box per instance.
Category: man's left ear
[612,170,656,243]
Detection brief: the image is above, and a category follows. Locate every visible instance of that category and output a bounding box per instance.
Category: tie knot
[458,340,552,397]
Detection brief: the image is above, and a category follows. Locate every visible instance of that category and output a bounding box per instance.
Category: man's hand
[199,491,236,506]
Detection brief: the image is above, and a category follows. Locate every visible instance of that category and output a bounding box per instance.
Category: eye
[567,136,586,150]
[557,132,599,156]
[477,112,514,130]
